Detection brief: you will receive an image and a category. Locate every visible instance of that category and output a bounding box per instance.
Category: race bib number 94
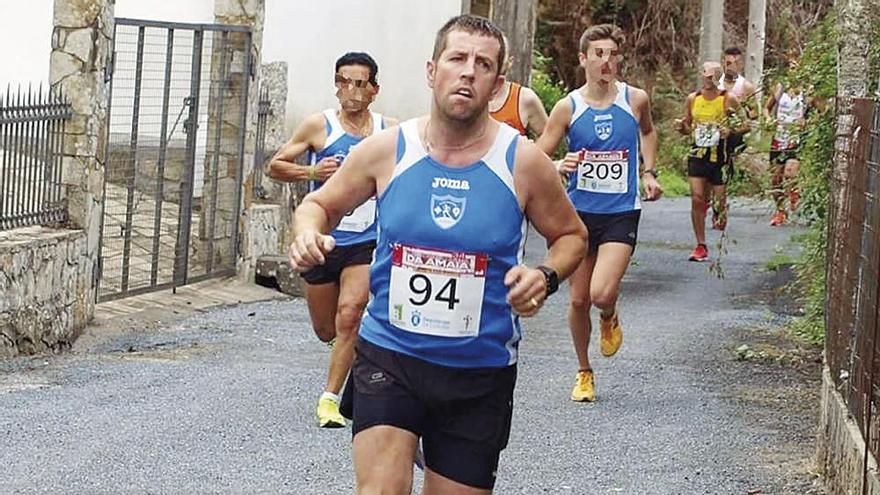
[389,244,487,338]
[576,150,629,194]
[338,198,376,233]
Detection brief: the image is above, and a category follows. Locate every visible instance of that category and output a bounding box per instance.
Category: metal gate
[98,18,252,301]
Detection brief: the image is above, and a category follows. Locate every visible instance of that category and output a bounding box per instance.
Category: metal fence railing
[98,19,252,301]
[0,87,71,231]
[825,98,880,472]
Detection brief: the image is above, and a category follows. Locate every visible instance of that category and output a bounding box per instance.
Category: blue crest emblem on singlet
[595,121,613,141]
[430,194,466,230]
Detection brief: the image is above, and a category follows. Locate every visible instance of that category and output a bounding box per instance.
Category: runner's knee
[590,287,618,311]
[691,194,707,209]
[569,296,591,312]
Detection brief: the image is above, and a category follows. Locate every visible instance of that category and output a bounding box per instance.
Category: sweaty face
[580,39,620,83]
[334,64,378,113]
[722,55,739,79]
[427,30,504,123]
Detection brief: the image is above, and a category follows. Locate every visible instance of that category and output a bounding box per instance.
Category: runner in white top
[764,80,817,226]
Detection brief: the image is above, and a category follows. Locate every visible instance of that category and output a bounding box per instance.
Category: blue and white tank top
[565,81,641,214]
[359,119,526,368]
[307,109,384,246]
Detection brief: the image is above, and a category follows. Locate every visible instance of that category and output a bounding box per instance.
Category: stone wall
[0,227,93,358]
[239,204,284,282]
[200,0,265,275]
[253,61,289,202]
[1,0,120,358]
[237,61,298,282]
[817,367,880,494]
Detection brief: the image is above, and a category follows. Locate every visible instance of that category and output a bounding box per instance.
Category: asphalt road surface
[0,197,821,494]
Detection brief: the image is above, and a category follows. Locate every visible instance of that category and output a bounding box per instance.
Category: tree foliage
[535,0,834,93]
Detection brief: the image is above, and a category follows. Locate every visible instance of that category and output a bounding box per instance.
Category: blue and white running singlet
[307,109,384,246]
[566,81,641,214]
[359,119,526,368]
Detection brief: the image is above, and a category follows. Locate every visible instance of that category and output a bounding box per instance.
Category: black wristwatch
[642,168,659,178]
[536,265,559,297]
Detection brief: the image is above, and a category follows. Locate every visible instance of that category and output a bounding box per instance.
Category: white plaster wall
[0,3,53,89]
[1,1,459,129]
[261,0,462,131]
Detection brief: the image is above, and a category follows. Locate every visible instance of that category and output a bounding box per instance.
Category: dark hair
[579,24,625,53]
[432,15,506,75]
[335,52,379,85]
[723,47,743,57]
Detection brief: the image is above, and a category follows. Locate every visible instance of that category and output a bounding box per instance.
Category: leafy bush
[531,51,567,116]
[782,13,838,344]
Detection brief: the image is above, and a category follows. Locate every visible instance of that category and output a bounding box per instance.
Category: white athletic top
[718,75,747,100]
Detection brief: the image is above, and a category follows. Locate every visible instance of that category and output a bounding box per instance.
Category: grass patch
[657,169,690,197]
[764,253,797,272]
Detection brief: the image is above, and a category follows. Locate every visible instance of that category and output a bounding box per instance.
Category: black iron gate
[99,19,252,301]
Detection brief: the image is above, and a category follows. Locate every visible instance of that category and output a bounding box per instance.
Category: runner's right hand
[288,231,336,272]
[557,152,580,174]
[313,157,340,181]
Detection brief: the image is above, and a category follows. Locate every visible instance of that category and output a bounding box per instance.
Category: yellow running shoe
[600,310,623,357]
[570,369,596,402]
[316,396,346,428]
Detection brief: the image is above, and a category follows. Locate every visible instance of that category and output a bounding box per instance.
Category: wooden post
[699,0,724,67]
[746,0,766,89]
[490,0,538,84]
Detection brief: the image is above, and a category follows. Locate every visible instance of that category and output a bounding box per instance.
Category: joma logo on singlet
[432,177,470,190]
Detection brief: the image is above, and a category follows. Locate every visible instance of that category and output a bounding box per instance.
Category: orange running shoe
[769,210,786,226]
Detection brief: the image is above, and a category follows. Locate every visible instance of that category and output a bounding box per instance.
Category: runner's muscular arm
[631,87,662,200]
[631,88,658,171]
[519,86,549,137]
[535,97,571,156]
[267,113,326,182]
[676,94,695,135]
[742,80,759,119]
[764,83,782,121]
[288,127,397,270]
[535,97,577,174]
[505,140,587,316]
[724,94,749,135]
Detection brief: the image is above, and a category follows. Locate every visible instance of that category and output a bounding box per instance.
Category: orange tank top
[490,82,527,135]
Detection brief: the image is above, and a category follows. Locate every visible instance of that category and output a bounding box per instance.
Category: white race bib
[576,150,629,194]
[388,244,487,338]
[694,124,721,147]
[338,198,376,233]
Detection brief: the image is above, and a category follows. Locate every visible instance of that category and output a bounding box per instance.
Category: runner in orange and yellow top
[489,38,548,137]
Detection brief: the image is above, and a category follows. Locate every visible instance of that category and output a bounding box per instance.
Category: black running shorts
[688,156,729,186]
[300,240,376,285]
[725,132,746,161]
[577,210,641,256]
[343,338,516,490]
